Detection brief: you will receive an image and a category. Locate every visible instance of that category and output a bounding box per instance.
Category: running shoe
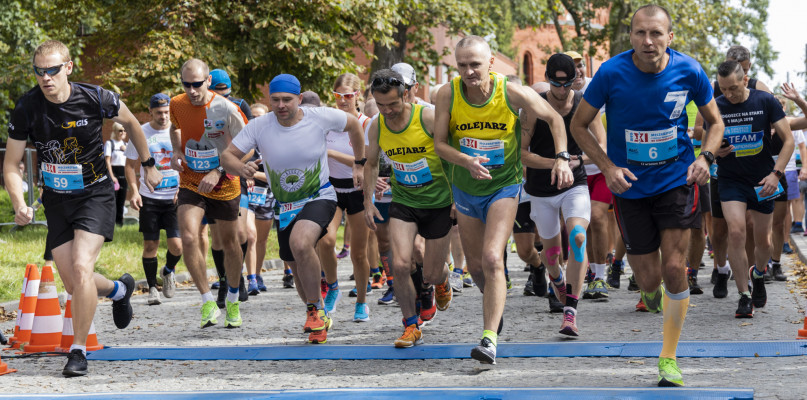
[211,281,220,290]
[394,323,423,348]
[248,279,260,296]
[687,269,703,295]
[160,267,176,298]
[582,280,597,299]
[657,357,684,387]
[606,261,622,289]
[378,286,396,305]
[224,300,242,328]
[256,275,268,291]
[635,297,648,312]
[336,247,349,259]
[505,274,513,290]
[735,293,753,318]
[584,267,594,284]
[534,264,548,297]
[216,278,227,309]
[783,242,794,255]
[764,261,773,282]
[713,272,729,298]
[559,309,579,336]
[547,285,564,313]
[791,222,804,233]
[641,286,664,313]
[324,287,342,314]
[349,282,373,297]
[283,273,295,288]
[470,337,497,365]
[148,286,161,305]
[710,268,718,285]
[462,271,474,287]
[307,309,332,344]
[62,349,88,377]
[303,304,330,332]
[349,273,355,280]
[627,274,639,291]
[371,272,385,289]
[549,276,567,305]
[591,279,609,299]
[749,266,767,308]
[112,273,135,329]
[200,300,221,328]
[449,270,464,293]
[320,278,328,299]
[353,302,370,322]
[238,276,249,302]
[524,268,536,296]
[435,279,453,311]
[771,263,787,281]
[419,286,436,322]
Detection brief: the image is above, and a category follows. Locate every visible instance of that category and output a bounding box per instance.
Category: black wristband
[354,158,367,166]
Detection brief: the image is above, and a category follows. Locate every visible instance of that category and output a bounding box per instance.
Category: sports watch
[555,151,571,161]
[700,151,715,165]
[141,157,156,168]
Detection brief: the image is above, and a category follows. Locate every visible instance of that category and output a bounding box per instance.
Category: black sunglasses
[33,61,70,77]
[182,80,206,88]
[548,79,574,88]
[372,77,404,88]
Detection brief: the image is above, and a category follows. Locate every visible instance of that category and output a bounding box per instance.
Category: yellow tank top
[449,72,521,195]
[378,104,452,208]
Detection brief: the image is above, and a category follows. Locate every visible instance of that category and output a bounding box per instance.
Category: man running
[169,58,248,329]
[433,35,572,364]
[4,40,162,376]
[363,69,454,347]
[124,93,183,305]
[570,5,725,386]
[222,74,366,344]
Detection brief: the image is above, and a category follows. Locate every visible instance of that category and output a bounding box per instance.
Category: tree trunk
[369,22,408,80]
[608,2,633,56]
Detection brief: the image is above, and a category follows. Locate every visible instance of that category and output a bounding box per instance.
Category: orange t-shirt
[170,93,247,200]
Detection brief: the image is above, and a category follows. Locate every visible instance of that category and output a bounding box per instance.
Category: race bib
[185,148,219,173]
[248,186,268,206]
[725,125,763,157]
[42,163,84,192]
[460,137,505,169]
[625,127,678,166]
[709,163,718,179]
[755,182,784,202]
[155,169,179,190]
[278,197,311,230]
[392,158,433,188]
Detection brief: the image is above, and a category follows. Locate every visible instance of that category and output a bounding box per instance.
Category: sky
[762,0,807,91]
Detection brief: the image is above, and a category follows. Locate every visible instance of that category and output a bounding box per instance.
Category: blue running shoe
[248,279,260,296]
[378,287,396,305]
[353,302,370,322]
[256,275,267,292]
[324,287,342,314]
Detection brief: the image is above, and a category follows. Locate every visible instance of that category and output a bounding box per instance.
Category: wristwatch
[141,157,156,168]
[555,151,571,161]
[216,166,226,174]
[700,151,715,165]
[772,169,783,178]
[354,158,367,166]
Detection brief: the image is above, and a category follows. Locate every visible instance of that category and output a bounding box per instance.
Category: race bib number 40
[185,148,219,172]
[42,163,84,192]
[625,127,678,166]
[392,158,433,188]
[725,125,763,157]
[460,137,505,169]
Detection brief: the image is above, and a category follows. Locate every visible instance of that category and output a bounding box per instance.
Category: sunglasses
[182,80,206,88]
[333,91,359,100]
[372,77,404,88]
[548,79,574,88]
[33,61,70,77]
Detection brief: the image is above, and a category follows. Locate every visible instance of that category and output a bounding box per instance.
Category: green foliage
[469,0,515,58]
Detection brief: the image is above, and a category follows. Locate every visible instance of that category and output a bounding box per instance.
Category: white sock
[70,344,87,356]
[718,260,731,274]
[226,290,239,303]
[109,281,126,301]
[592,263,607,280]
[201,291,215,303]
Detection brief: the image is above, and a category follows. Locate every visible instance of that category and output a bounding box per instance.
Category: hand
[603,165,637,195]
[757,173,780,197]
[352,164,365,190]
[363,202,381,231]
[143,166,163,192]
[241,159,261,179]
[799,168,807,181]
[198,169,221,193]
[716,145,733,158]
[170,153,185,172]
[551,159,574,189]
[781,82,801,102]
[15,206,33,226]
[130,192,143,211]
[686,157,710,185]
[111,176,119,185]
[246,178,255,190]
[375,177,390,193]
[466,156,492,180]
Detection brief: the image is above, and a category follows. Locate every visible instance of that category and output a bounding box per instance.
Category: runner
[169,58,248,329]
[433,35,573,364]
[104,123,128,226]
[363,68,454,347]
[569,5,725,386]
[4,40,162,376]
[712,60,793,317]
[522,53,606,335]
[124,93,183,305]
[391,63,434,108]
[222,73,366,344]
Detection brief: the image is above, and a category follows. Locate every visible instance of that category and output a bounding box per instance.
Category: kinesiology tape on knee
[545,246,562,267]
[569,225,587,263]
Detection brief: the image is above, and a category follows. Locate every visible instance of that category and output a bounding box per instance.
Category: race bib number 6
[625,127,678,166]
[185,148,219,172]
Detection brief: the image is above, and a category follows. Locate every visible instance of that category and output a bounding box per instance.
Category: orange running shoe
[371,271,386,290]
[419,286,436,323]
[303,304,329,332]
[636,297,648,312]
[307,312,332,344]
[435,278,453,311]
[394,324,423,348]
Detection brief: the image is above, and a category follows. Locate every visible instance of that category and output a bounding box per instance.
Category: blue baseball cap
[269,74,301,95]
[149,93,171,108]
[209,69,231,90]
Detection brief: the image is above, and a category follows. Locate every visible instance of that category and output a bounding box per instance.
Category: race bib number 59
[625,127,678,166]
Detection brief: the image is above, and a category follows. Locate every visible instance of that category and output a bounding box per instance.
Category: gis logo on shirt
[61,119,88,129]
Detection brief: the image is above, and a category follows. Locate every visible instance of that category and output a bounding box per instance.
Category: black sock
[143,257,158,288]
[240,241,248,262]
[534,242,543,253]
[212,249,226,282]
[565,286,578,309]
[165,250,181,271]
[412,263,424,294]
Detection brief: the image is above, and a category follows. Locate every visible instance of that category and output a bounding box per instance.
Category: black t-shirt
[8,82,121,193]
[714,89,786,186]
[713,77,759,99]
[524,91,587,197]
[225,94,254,120]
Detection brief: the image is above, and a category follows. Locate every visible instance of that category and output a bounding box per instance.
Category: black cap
[546,53,577,82]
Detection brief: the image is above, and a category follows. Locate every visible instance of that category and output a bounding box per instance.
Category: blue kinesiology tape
[569,225,587,262]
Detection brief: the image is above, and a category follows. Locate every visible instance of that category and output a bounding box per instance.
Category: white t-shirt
[105,139,127,167]
[124,123,178,200]
[786,129,805,172]
[416,99,435,109]
[232,107,345,204]
[326,113,370,183]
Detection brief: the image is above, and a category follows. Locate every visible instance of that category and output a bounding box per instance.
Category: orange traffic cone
[20,266,62,353]
[7,265,39,350]
[7,264,33,347]
[56,295,103,353]
[0,352,15,375]
[798,310,807,340]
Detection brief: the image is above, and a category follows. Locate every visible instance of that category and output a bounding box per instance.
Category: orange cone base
[0,360,16,375]
[798,329,807,340]
[55,344,103,353]
[19,343,59,353]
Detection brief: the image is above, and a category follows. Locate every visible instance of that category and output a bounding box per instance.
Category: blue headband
[269,74,301,95]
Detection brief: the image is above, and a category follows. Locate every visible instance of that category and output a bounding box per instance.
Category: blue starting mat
[85,341,807,361]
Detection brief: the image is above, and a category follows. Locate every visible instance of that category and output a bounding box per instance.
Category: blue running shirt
[584,48,713,199]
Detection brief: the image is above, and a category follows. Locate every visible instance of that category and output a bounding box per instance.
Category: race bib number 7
[625,127,678,166]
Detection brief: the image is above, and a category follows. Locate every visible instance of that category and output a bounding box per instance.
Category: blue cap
[209,69,231,89]
[149,93,171,108]
[269,74,301,95]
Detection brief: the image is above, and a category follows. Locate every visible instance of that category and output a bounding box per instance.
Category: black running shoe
[523,269,536,296]
[548,293,564,313]
[771,263,787,281]
[627,274,639,291]
[470,337,497,365]
[238,276,249,302]
[283,273,295,288]
[534,264,548,297]
[607,262,622,289]
[688,269,703,295]
[713,272,729,298]
[216,278,227,309]
[735,294,753,318]
[112,273,135,329]
[710,268,718,285]
[62,349,88,377]
[750,267,766,308]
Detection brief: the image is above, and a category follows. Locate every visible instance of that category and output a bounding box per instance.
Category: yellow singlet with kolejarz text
[449,72,521,196]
